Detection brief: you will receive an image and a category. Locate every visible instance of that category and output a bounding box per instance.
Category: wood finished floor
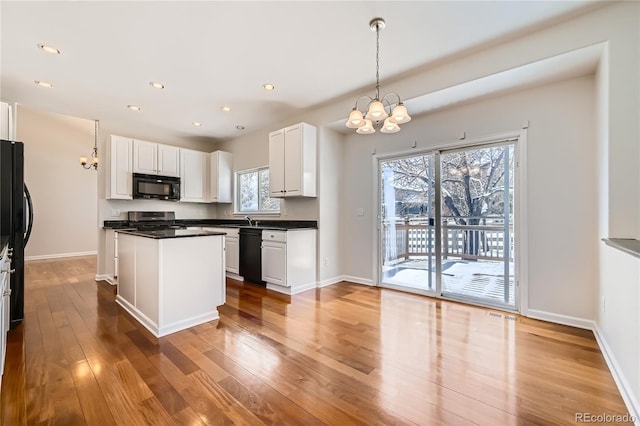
[0,256,630,425]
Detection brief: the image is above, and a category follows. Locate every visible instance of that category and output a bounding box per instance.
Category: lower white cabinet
[261,229,316,295]
[0,244,12,382]
[203,227,240,276]
[225,234,240,274]
[262,232,286,287]
[104,229,118,285]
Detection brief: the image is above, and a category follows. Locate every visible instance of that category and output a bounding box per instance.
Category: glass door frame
[374,130,527,313]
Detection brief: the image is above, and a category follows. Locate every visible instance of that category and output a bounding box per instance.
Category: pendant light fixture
[80,120,99,170]
[346,18,411,134]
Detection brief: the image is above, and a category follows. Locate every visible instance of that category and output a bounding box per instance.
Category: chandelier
[346,18,411,134]
[80,119,99,170]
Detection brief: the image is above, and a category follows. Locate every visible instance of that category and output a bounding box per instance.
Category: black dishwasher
[239,228,265,285]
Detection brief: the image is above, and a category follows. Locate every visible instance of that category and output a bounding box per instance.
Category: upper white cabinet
[209,150,232,203]
[107,135,133,200]
[0,102,14,140]
[180,148,208,203]
[158,144,180,177]
[268,122,317,198]
[133,140,180,177]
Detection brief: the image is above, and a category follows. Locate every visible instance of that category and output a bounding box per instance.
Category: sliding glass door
[380,154,436,294]
[379,140,518,310]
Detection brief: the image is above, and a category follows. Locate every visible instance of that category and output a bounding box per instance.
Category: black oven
[132,173,180,201]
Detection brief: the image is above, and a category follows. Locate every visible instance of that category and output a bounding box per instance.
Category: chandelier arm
[354,95,374,112]
[381,92,403,106]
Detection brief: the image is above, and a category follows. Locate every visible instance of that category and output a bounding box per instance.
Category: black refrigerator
[0,139,33,328]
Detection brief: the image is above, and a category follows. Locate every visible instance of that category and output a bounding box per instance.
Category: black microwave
[132,173,181,201]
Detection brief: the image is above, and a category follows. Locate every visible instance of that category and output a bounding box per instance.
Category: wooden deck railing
[383,221,513,262]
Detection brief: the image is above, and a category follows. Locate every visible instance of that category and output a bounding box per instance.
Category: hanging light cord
[375,24,380,100]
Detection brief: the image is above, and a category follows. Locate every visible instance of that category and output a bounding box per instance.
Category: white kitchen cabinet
[225,235,240,275]
[0,244,12,382]
[209,151,232,203]
[104,229,122,285]
[261,229,316,294]
[133,139,157,174]
[268,122,317,198]
[0,102,14,140]
[180,148,208,203]
[203,227,240,276]
[107,135,133,200]
[262,233,286,287]
[158,144,180,177]
[134,140,180,177]
[105,229,116,285]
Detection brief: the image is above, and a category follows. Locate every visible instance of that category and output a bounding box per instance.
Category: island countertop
[116,229,226,239]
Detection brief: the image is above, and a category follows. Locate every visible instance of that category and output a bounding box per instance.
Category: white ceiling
[1,1,602,143]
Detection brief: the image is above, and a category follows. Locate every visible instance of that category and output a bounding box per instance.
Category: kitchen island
[116,228,226,337]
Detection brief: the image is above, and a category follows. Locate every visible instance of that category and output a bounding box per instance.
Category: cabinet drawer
[262,230,286,243]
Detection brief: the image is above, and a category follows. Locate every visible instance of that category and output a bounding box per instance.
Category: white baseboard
[266,281,316,295]
[593,325,640,426]
[226,272,243,281]
[526,309,595,330]
[94,274,117,285]
[340,275,374,286]
[26,250,97,261]
[316,276,344,288]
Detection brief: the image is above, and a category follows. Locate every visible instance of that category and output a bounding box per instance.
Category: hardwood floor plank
[0,256,631,425]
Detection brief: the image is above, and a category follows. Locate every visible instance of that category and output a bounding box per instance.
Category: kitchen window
[235,167,280,214]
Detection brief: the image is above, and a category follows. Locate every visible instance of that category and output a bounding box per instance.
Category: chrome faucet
[244,215,253,226]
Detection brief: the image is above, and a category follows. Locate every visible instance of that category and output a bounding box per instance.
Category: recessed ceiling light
[149,81,165,89]
[34,80,53,88]
[236,125,245,130]
[221,106,232,112]
[127,105,142,111]
[193,122,202,127]
[262,83,275,91]
[37,44,60,55]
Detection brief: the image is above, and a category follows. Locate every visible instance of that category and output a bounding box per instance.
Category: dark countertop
[117,229,226,239]
[602,238,640,258]
[104,219,317,230]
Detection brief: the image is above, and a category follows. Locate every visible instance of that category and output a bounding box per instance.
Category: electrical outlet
[356,208,364,216]
[111,210,120,217]
[602,297,606,313]
[324,257,329,267]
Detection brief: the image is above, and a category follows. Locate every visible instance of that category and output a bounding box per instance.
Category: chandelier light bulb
[391,103,411,124]
[380,117,400,134]
[346,108,365,128]
[356,119,375,135]
[365,100,388,121]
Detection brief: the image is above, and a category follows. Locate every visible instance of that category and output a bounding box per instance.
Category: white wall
[16,105,98,259]
[317,127,343,285]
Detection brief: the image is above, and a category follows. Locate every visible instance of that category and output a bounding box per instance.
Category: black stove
[127,211,186,231]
